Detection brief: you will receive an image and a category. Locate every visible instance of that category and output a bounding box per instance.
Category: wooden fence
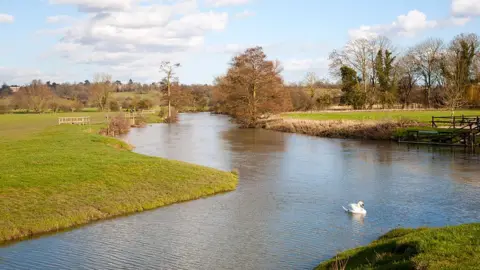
[141,110,156,115]
[58,116,91,125]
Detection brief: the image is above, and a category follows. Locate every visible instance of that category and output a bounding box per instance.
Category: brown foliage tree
[89,73,114,111]
[12,80,54,112]
[214,46,292,127]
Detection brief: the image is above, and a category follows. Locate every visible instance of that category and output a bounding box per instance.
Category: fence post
[432,116,435,128]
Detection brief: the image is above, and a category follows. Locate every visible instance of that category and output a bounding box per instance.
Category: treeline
[329,33,480,110]
[0,74,212,114]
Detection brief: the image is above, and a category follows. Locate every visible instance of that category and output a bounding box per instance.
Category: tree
[303,72,318,107]
[397,53,418,108]
[410,38,444,108]
[214,46,292,127]
[329,36,393,108]
[329,38,370,94]
[12,80,54,112]
[159,61,181,120]
[89,73,113,111]
[0,83,12,97]
[375,49,397,108]
[340,66,365,109]
[440,33,479,115]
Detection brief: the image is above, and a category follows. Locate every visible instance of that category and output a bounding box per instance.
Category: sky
[1,0,480,85]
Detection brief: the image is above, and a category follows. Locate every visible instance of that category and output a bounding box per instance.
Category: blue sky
[0,0,479,85]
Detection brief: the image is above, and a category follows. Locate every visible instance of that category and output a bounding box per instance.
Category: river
[1,112,479,270]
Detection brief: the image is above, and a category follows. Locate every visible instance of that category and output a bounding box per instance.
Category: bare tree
[397,53,418,108]
[160,61,181,119]
[329,38,370,94]
[440,33,479,115]
[303,72,318,106]
[13,80,54,112]
[410,38,444,108]
[329,36,394,108]
[90,73,113,111]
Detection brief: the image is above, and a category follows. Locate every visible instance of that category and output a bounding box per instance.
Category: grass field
[284,110,480,123]
[111,91,160,101]
[316,223,480,270]
[0,113,238,243]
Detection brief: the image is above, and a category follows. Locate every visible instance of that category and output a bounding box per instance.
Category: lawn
[0,112,119,139]
[111,91,161,101]
[316,223,480,270]
[284,110,480,123]
[0,113,238,243]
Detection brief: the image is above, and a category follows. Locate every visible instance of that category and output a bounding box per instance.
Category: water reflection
[1,113,479,270]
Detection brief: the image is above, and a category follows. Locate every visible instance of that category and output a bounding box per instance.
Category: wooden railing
[58,116,91,125]
[432,115,480,129]
[141,110,156,115]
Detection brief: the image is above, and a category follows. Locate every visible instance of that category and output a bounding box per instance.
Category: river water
[1,113,480,270]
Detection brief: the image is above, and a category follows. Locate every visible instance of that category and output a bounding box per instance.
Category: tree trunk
[167,76,171,119]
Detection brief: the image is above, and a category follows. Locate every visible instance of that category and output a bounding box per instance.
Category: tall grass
[265,118,424,140]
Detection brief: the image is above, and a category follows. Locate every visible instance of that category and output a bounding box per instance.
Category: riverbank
[316,223,480,269]
[264,118,423,140]
[0,113,238,243]
[263,110,480,141]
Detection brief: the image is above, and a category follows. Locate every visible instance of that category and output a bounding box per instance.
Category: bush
[109,100,120,112]
[342,89,367,110]
[165,107,179,123]
[137,99,153,110]
[316,94,332,110]
[158,106,179,123]
[100,115,131,136]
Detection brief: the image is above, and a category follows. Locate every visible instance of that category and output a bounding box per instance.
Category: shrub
[165,107,179,123]
[158,106,179,123]
[137,99,153,110]
[100,115,131,136]
[316,93,332,110]
[109,100,120,112]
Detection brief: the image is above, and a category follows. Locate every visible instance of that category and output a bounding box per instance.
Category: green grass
[316,223,480,270]
[0,113,238,243]
[111,91,160,100]
[0,112,119,139]
[284,110,480,123]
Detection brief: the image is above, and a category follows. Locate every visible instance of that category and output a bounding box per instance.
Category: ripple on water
[1,113,480,270]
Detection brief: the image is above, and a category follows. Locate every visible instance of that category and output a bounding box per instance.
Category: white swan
[342,201,366,215]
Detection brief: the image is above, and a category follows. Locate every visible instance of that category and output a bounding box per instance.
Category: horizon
[1,0,480,85]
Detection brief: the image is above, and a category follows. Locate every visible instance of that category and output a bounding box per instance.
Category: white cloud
[39,0,229,83]
[235,10,255,19]
[0,14,14,24]
[205,0,250,7]
[35,27,71,36]
[49,0,133,12]
[452,0,480,16]
[0,67,71,85]
[283,58,328,72]
[348,9,471,40]
[46,15,73,24]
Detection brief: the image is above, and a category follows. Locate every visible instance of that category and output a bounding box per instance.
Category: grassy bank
[316,223,480,270]
[284,110,480,123]
[0,113,238,243]
[265,118,423,140]
[269,110,480,141]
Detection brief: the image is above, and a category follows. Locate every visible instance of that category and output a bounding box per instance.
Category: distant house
[10,86,20,93]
